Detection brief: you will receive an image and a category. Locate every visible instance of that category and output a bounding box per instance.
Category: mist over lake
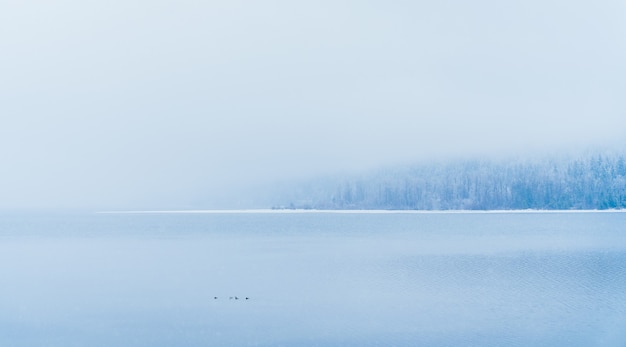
[2,211,625,346]
[3,0,626,345]
[3,0,626,210]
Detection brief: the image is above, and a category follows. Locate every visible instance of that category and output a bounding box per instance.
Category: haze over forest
[2,1,626,210]
[271,150,626,211]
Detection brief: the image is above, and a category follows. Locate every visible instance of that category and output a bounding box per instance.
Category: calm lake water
[1,211,625,346]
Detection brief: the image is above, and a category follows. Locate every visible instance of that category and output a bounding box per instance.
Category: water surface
[1,211,625,346]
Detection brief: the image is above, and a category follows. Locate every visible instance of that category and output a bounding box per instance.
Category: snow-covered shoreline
[98,209,626,214]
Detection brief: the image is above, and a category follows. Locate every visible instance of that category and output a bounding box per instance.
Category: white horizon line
[97,208,626,214]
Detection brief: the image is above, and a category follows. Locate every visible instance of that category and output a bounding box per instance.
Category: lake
[1,211,625,346]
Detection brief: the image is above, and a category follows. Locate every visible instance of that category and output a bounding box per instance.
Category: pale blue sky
[1,0,626,209]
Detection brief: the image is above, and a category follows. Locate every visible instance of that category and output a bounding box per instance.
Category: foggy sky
[2,0,626,209]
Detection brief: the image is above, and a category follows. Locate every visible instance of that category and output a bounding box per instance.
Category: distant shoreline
[97,209,626,214]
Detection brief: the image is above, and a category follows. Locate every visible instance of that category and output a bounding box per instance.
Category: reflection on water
[1,212,625,346]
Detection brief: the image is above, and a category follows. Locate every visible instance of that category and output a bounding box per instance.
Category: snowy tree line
[280,153,626,210]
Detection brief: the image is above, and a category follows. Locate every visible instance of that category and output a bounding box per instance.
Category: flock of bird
[214,296,249,300]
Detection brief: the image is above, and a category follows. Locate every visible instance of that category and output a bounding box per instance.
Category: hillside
[277,153,626,210]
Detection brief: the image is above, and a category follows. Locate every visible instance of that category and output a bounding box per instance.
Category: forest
[279,153,626,210]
